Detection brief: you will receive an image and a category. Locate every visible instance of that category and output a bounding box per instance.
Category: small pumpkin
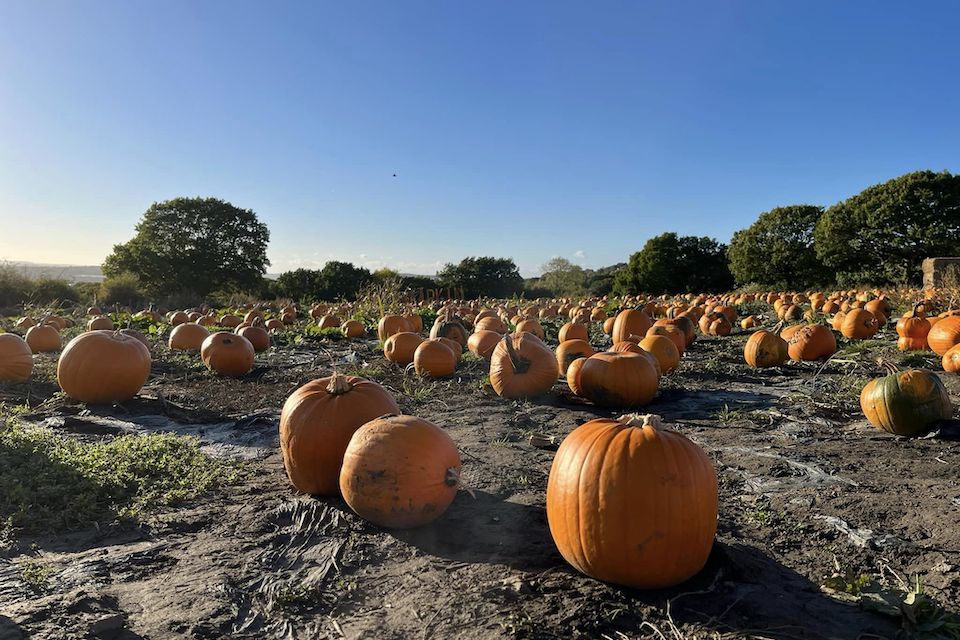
[219,314,243,328]
[744,330,788,368]
[638,335,680,373]
[896,303,930,352]
[414,339,458,377]
[942,344,960,373]
[87,316,115,331]
[339,414,462,529]
[489,332,557,399]
[280,373,400,495]
[383,332,424,365]
[572,352,658,408]
[200,332,255,377]
[317,315,341,330]
[840,309,879,340]
[546,414,717,589]
[341,320,365,338]
[859,369,952,437]
[168,322,211,351]
[646,325,685,355]
[467,330,501,360]
[602,316,616,335]
[565,357,587,395]
[787,324,837,361]
[0,333,33,382]
[238,322,271,352]
[25,324,61,353]
[404,313,424,334]
[515,318,545,341]
[558,322,589,344]
[430,313,469,347]
[57,331,151,403]
[474,315,508,334]
[556,339,595,376]
[377,315,411,341]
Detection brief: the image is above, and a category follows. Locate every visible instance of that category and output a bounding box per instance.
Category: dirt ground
[1,327,959,639]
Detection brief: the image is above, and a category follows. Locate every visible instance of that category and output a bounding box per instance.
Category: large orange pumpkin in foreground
[547,414,717,589]
[340,414,462,528]
[859,369,952,437]
[0,333,33,382]
[280,373,400,496]
[489,333,557,398]
[57,331,151,403]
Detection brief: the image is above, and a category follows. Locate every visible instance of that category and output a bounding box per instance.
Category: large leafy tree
[436,257,523,298]
[728,205,831,288]
[103,197,270,297]
[274,268,325,301]
[538,257,588,297]
[815,170,960,286]
[613,233,733,295]
[275,262,373,301]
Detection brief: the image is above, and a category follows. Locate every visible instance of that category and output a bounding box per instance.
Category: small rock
[502,576,533,594]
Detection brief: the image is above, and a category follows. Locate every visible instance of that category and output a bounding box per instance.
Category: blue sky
[1,1,958,277]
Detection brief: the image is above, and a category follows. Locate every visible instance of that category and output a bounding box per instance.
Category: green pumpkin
[859,369,953,437]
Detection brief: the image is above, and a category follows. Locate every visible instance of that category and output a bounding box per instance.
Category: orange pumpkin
[744,330,788,368]
[404,313,424,334]
[514,318,545,341]
[383,332,424,365]
[57,331,151,404]
[238,323,271,352]
[558,322,589,344]
[556,339,595,376]
[378,315,411,341]
[430,314,470,347]
[546,414,717,588]
[638,335,680,373]
[474,316,507,334]
[611,309,653,344]
[219,314,242,328]
[928,316,960,356]
[317,315,341,330]
[467,330,501,360]
[200,332,255,377]
[489,333,557,399]
[0,333,33,382]
[787,324,837,361]
[572,352,658,408]
[896,304,930,352]
[341,320,365,338]
[168,323,210,351]
[840,309,879,339]
[602,316,616,335]
[414,339,458,377]
[25,324,61,353]
[942,344,960,373]
[87,316,115,331]
[646,325,686,355]
[280,373,400,495]
[339,415,462,528]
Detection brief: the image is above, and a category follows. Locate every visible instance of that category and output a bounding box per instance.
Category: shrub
[98,273,146,306]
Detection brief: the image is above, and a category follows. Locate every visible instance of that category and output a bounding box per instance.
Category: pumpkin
[602,317,616,335]
[119,328,150,349]
[317,315,341,330]
[558,322,589,344]
[638,335,680,373]
[280,373,400,495]
[467,330,502,360]
[546,414,717,589]
[489,332,558,399]
[896,304,930,351]
[437,336,463,359]
[15,317,35,331]
[611,309,653,344]
[646,325,685,355]
[339,415,462,528]
[744,330,788,368]
[341,320,365,338]
[0,334,33,382]
[238,322,271,352]
[740,315,758,330]
[168,322,211,351]
[414,339,458,377]
[87,316,114,331]
[565,357,587,395]
[572,352,658,407]
[556,339,595,376]
[87,306,102,316]
[57,331,151,403]
[200,332,255,377]
[840,309,879,340]
[656,317,696,347]
[928,316,960,356]
[942,344,960,373]
[474,316,507,334]
[430,314,470,347]
[514,318,545,341]
[25,324,61,353]
[219,314,243,328]
[265,318,285,331]
[787,324,837,361]
[404,313,424,333]
[860,369,952,437]
[383,332,424,365]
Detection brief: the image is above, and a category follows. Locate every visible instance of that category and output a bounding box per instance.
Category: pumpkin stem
[877,358,900,375]
[501,334,530,374]
[911,302,926,318]
[326,372,353,395]
[618,413,663,429]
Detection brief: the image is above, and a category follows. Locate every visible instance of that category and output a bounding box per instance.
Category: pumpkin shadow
[0,616,25,640]
[392,490,562,572]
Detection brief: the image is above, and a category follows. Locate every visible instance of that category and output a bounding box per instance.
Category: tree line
[5,168,954,309]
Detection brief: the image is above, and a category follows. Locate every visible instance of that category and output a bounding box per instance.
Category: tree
[316,261,373,300]
[728,205,831,288]
[538,257,588,297]
[613,233,733,295]
[275,268,325,301]
[815,170,960,286]
[102,197,269,298]
[436,257,523,298]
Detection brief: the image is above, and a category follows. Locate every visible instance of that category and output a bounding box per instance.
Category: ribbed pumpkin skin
[841,309,879,339]
[168,323,210,351]
[556,339,595,376]
[340,415,461,529]
[859,370,953,436]
[414,339,457,377]
[430,317,470,347]
[744,330,788,368]
[577,352,658,408]
[238,325,271,352]
[638,335,680,373]
[57,331,151,404]
[646,325,685,355]
[612,310,653,344]
[280,374,400,496]
[558,322,589,343]
[566,357,587,395]
[378,315,411,342]
[602,317,616,335]
[787,325,837,361]
[404,313,424,334]
[514,319,545,341]
[928,316,960,356]
[201,332,255,377]
[383,332,424,365]
[467,330,501,360]
[546,416,717,589]
[489,333,557,399]
[474,316,507,334]
[25,324,61,353]
[942,345,960,373]
[0,334,33,382]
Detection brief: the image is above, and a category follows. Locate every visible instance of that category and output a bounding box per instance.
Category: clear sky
[1,1,958,277]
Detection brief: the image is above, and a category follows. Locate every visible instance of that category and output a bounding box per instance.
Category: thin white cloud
[574,250,586,259]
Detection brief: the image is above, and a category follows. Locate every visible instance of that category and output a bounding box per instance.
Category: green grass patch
[0,419,243,534]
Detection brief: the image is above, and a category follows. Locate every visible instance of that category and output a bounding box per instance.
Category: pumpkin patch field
[1,291,960,639]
